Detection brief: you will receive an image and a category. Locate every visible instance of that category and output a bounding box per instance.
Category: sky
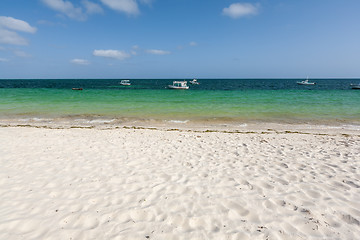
[0,0,360,79]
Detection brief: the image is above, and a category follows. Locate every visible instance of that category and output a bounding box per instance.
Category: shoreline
[1,117,360,136]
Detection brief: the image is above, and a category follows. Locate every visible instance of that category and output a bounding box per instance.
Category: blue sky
[0,0,360,79]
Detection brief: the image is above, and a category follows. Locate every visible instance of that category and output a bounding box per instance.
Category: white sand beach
[0,125,359,240]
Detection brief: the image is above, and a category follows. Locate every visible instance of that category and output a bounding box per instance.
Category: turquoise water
[0,79,359,125]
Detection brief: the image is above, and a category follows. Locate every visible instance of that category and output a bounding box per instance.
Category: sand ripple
[0,127,359,239]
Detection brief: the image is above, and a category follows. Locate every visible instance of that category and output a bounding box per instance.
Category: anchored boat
[297,77,316,85]
[350,83,360,89]
[120,80,131,86]
[168,81,189,89]
[189,79,200,85]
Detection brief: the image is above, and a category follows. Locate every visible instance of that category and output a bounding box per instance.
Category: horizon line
[1,77,360,80]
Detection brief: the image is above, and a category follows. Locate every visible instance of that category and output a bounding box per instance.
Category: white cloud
[41,0,88,21]
[0,16,37,33]
[93,49,131,60]
[14,50,31,57]
[0,28,28,45]
[222,3,259,19]
[0,17,37,45]
[0,57,9,62]
[41,0,104,20]
[71,58,90,65]
[189,41,197,46]
[100,0,139,15]
[82,0,104,14]
[146,49,170,55]
[130,45,139,55]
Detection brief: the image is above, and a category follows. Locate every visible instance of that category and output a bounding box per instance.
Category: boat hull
[168,85,189,89]
[297,83,316,85]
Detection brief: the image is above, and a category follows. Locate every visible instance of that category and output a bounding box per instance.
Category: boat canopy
[173,81,187,87]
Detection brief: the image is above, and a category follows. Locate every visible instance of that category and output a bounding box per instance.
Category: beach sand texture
[1,127,359,239]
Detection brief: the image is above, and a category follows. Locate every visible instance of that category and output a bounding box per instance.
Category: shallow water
[0,79,359,125]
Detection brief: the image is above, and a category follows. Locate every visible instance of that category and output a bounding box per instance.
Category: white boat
[120,80,131,86]
[168,81,189,89]
[189,79,200,85]
[350,83,360,89]
[297,77,316,85]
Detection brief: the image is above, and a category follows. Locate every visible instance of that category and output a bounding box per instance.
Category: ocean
[0,78,359,127]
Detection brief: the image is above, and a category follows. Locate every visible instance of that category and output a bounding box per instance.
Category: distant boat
[168,81,189,89]
[350,83,360,89]
[189,79,200,85]
[72,88,83,90]
[120,80,131,86]
[297,77,316,85]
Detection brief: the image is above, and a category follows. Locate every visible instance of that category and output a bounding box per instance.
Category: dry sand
[0,126,359,239]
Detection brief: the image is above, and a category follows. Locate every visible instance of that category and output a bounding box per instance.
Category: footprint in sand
[7,219,41,234]
[129,209,154,222]
[304,189,321,199]
[340,214,360,226]
[225,201,250,219]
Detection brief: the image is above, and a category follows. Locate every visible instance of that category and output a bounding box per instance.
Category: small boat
[120,80,131,86]
[189,79,200,85]
[350,83,360,89]
[297,77,316,85]
[72,88,83,90]
[168,81,189,89]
